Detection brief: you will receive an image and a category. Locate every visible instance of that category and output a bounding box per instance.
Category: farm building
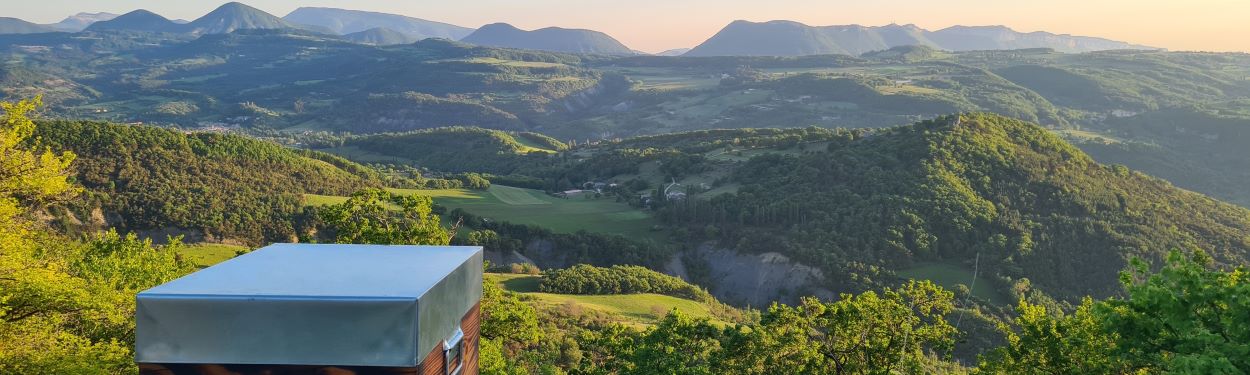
[135,243,483,375]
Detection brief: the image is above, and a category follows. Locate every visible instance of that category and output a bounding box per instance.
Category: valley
[2,2,1250,373]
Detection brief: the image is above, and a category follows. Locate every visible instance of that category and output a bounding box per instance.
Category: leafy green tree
[480,337,528,375]
[466,229,501,247]
[724,281,956,375]
[482,281,541,346]
[625,311,724,375]
[318,188,451,245]
[976,299,1127,374]
[813,280,956,374]
[1100,250,1250,373]
[0,98,197,374]
[715,301,826,374]
[0,97,77,203]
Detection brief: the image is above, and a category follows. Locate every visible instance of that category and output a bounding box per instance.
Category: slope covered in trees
[323,126,565,174]
[656,114,1250,302]
[5,97,1250,373]
[1074,108,1250,206]
[31,120,383,244]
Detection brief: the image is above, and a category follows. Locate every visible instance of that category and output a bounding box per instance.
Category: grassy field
[436,185,661,241]
[1057,129,1124,145]
[509,136,559,154]
[176,243,250,268]
[459,57,568,68]
[480,185,549,205]
[898,262,1007,304]
[487,274,723,327]
[315,145,420,164]
[603,67,721,91]
[306,185,661,241]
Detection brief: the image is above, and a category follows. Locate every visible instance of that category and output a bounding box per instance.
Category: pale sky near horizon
[10,0,1250,53]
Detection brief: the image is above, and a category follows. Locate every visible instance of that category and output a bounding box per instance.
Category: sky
[14,0,1250,54]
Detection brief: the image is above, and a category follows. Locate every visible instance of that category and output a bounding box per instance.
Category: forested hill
[318,126,567,174]
[658,113,1250,302]
[31,121,383,244]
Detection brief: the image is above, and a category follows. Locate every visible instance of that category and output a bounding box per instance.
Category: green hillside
[33,120,383,244]
[308,185,659,241]
[1074,108,1250,207]
[487,273,729,328]
[651,114,1250,302]
[5,28,1250,212]
[322,127,563,174]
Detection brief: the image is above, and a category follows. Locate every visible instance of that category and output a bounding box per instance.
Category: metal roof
[135,244,483,367]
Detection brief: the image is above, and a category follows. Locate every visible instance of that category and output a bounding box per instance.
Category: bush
[539,264,713,302]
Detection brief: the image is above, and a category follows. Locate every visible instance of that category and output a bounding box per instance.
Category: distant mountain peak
[0,17,56,35]
[478,22,522,31]
[461,22,635,55]
[656,48,692,56]
[686,20,1156,57]
[344,27,420,45]
[49,12,120,31]
[184,2,293,35]
[282,7,472,41]
[84,9,178,33]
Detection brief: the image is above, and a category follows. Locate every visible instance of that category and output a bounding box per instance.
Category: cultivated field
[897,262,1008,304]
[175,243,251,268]
[308,185,662,241]
[487,274,724,328]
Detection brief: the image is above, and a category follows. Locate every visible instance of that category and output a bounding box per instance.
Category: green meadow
[487,274,724,328]
[898,262,1008,305]
[307,185,661,241]
[175,243,251,268]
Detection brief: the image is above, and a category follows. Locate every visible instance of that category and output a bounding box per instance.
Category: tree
[977,249,1250,374]
[481,281,540,347]
[724,281,957,375]
[625,311,724,375]
[1100,250,1250,373]
[479,281,540,375]
[0,96,77,203]
[318,188,452,245]
[0,98,193,373]
[466,229,501,247]
[975,299,1127,374]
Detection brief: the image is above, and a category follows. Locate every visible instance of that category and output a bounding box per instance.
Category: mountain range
[48,12,119,31]
[461,23,636,55]
[85,10,180,33]
[86,2,300,35]
[0,17,57,34]
[684,20,1156,56]
[0,3,1159,56]
[343,27,421,46]
[282,7,473,41]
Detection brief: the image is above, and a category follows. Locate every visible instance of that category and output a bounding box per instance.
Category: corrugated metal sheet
[135,244,483,367]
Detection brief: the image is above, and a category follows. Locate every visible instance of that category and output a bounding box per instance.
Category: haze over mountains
[282,7,473,42]
[685,20,1157,56]
[2,2,1156,56]
[49,12,120,32]
[0,18,57,34]
[461,23,636,55]
[86,2,300,35]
